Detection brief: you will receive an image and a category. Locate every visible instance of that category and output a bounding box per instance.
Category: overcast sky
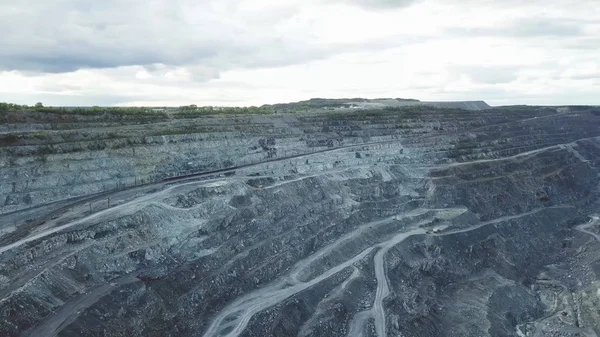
[0,0,598,107]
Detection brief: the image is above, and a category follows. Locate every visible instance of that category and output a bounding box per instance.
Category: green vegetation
[174,105,273,117]
[0,98,430,118]
[0,101,275,117]
[70,106,163,116]
[314,105,432,121]
[0,102,29,111]
[32,132,48,139]
[269,98,420,112]
[270,98,363,112]
[1,101,169,116]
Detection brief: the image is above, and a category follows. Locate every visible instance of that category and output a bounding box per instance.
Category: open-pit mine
[2,99,600,337]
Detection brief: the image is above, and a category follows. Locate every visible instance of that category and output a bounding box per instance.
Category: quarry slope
[2,103,600,337]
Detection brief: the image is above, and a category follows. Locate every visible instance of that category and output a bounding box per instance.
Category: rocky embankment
[1,103,600,337]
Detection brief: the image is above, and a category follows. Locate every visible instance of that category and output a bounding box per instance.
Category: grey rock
[1,104,600,337]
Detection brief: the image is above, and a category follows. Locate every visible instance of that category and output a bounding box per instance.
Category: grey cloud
[0,54,157,74]
[0,0,423,78]
[453,66,520,84]
[563,73,600,80]
[185,66,222,83]
[35,82,84,93]
[0,92,136,107]
[509,19,582,37]
[0,1,216,72]
[334,0,417,9]
[0,0,358,74]
[562,37,600,50]
[446,18,583,38]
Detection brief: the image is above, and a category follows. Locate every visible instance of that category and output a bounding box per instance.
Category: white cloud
[0,0,598,106]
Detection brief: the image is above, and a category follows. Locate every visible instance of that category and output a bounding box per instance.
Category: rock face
[1,103,600,337]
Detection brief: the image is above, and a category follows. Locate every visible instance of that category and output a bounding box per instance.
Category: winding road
[203,205,572,337]
[576,215,600,242]
[1,108,593,337]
